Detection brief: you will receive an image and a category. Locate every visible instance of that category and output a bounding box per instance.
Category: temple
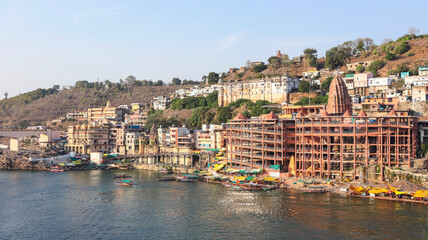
[226,74,418,180]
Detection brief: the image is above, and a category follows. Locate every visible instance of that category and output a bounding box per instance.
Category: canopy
[213,164,225,171]
[235,176,246,181]
[245,176,255,181]
[264,177,279,182]
[250,169,263,174]
[368,187,389,194]
[413,190,428,198]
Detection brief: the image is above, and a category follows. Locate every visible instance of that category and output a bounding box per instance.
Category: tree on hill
[394,41,410,54]
[252,63,267,73]
[4,92,7,100]
[214,107,232,124]
[366,60,386,76]
[298,81,310,92]
[171,78,182,85]
[303,48,318,67]
[325,46,351,69]
[321,77,333,92]
[355,65,365,73]
[154,80,164,86]
[268,56,282,69]
[207,72,219,84]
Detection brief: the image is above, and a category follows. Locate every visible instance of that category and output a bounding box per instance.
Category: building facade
[218,74,300,106]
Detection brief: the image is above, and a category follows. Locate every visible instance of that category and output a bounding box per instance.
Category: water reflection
[0,170,426,240]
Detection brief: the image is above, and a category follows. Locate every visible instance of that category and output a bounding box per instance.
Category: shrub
[394,41,410,54]
[298,81,310,92]
[355,65,365,73]
[236,72,244,78]
[252,63,267,73]
[385,51,397,61]
[366,60,385,75]
[372,50,379,55]
[406,52,415,57]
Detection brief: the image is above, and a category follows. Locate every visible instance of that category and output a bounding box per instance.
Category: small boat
[113,173,132,178]
[115,179,133,187]
[159,168,174,174]
[50,166,65,172]
[50,169,65,172]
[176,175,199,182]
[302,188,327,193]
[157,176,175,181]
[223,182,278,191]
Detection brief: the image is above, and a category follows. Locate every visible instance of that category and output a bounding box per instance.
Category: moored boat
[176,175,199,182]
[115,179,133,187]
[113,173,132,178]
[158,175,175,181]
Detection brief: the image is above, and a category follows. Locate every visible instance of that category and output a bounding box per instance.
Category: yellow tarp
[368,187,389,194]
[264,177,279,182]
[213,164,225,171]
[413,190,428,198]
[59,163,66,166]
[350,186,371,194]
[235,176,246,181]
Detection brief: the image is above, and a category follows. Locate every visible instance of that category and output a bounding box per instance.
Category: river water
[0,170,426,240]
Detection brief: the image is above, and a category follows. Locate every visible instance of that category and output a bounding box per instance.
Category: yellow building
[65,124,110,154]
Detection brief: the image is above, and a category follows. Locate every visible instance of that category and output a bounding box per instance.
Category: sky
[0,0,426,97]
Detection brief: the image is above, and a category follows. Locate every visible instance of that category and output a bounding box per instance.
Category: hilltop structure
[217,74,300,107]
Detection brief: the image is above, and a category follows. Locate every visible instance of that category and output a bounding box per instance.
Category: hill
[0,84,184,128]
[224,36,428,82]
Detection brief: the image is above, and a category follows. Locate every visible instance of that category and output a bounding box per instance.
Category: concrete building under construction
[225,74,418,180]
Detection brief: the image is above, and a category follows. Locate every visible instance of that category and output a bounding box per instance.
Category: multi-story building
[65,124,110,154]
[225,112,295,170]
[224,74,418,180]
[152,96,170,110]
[412,85,428,102]
[218,74,300,106]
[354,73,373,96]
[125,132,142,155]
[87,101,124,123]
[169,127,194,149]
[66,111,88,121]
[419,65,428,76]
[130,103,142,115]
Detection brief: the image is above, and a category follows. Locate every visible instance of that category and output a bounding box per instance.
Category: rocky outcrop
[0,152,49,170]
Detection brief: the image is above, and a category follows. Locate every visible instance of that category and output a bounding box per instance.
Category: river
[0,170,426,240]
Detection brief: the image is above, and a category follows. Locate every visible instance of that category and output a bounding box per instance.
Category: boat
[157,175,175,181]
[115,179,133,187]
[176,175,199,182]
[223,182,278,191]
[302,188,327,193]
[159,168,174,174]
[113,173,132,178]
[50,169,65,172]
[50,166,65,172]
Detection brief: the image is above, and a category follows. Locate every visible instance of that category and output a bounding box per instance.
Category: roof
[232,112,248,121]
[358,110,367,117]
[388,109,397,116]
[264,111,279,120]
[343,110,351,117]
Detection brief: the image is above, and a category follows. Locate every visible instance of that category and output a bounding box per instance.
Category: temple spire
[326,73,352,115]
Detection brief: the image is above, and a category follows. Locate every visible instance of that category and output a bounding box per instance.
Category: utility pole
[309,76,312,105]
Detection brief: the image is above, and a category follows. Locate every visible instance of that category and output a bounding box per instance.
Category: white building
[152,96,170,110]
[404,76,428,86]
[368,77,394,87]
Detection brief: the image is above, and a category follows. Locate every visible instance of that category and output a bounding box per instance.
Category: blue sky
[0,0,426,97]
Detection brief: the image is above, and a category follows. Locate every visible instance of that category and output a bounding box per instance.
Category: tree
[214,107,232,124]
[303,48,318,67]
[385,51,397,61]
[321,77,333,92]
[381,38,393,45]
[154,80,164,86]
[52,85,60,91]
[355,65,365,73]
[325,46,351,69]
[4,92,8,100]
[408,27,420,36]
[354,39,365,55]
[202,75,207,84]
[207,72,219,84]
[252,63,267,73]
[394,41,410,54]
[268,56,281,69]
[125,75,137,86]
[366,60,386,76]
[298,81,309,92]
[171,78,182,86]
[245,60,251,68]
